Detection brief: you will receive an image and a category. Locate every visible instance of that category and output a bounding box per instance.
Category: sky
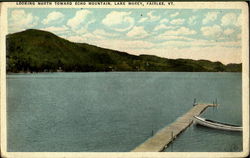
[8,8,242,64]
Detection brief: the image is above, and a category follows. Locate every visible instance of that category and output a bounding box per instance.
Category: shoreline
[6,71,243,75]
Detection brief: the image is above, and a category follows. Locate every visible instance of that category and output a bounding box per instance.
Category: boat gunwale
[193,116,242,131]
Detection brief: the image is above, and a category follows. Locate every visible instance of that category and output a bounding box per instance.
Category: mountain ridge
[6,29,242,72]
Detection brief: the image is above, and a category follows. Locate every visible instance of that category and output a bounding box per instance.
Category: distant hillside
[6,29,242,72]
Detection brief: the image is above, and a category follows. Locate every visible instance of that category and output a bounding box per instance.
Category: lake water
[7,72,242,152]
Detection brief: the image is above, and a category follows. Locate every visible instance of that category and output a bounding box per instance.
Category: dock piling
[171,131,173,152]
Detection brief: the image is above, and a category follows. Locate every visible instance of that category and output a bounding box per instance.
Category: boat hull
[193,116,242,132]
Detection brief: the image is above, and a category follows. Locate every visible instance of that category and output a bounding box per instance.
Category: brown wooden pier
[132,103,217,152]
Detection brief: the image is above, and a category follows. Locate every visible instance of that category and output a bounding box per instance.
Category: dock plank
[132,103,217,152]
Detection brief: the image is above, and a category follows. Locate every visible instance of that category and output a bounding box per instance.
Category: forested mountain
[6,29,241,72]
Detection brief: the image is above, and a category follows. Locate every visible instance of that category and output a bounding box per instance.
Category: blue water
[7,72,242,152]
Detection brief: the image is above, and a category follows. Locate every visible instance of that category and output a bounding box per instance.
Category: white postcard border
[0,2,249,158]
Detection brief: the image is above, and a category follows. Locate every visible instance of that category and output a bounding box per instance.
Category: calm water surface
[7,72,242,152]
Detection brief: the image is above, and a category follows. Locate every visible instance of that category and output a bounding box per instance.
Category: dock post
[171,131,173,152]
[213,101,214,112]
[193,98,196,106]
[215,98,218,111]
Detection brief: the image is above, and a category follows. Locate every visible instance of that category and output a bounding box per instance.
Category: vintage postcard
[0,1,249,158]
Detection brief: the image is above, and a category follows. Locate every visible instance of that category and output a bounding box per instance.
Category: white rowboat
[193,116,242,132]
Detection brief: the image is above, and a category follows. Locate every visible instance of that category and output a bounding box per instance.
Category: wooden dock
[132,103,217,152]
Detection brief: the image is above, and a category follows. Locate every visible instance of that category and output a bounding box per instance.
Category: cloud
[93,29,118,37]
[201,25,222,37]
[66,29,118,43]
[97,40,155,53]
[147,11,160,21]
[170,18,185,25]
[221,13,239,26]
[42,11,64,25]
[9,9,39,33]
[224,28,235,35]
[138,17,147,23]
[170,12,179,18]
[82,33,105,40]
[160,19,169,24]
[41,25,69,34]
[66,35,86,43]
[138,11,160,23]
[158,40,210,48]
[163,27,196,35]
[69,19,95,34]
[102,11,134,32]
[157,39,240,50]
[67,10,92,30]
[188,16,197,25]
[154,24,177,31]
[66,32,105,43]
[127,26,148,38]
[192,9,198,13]
[202,12,218,24]
[156,34,194,41]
